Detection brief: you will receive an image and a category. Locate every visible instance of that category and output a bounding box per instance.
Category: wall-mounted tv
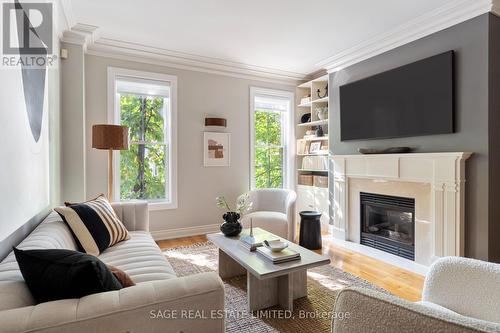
[339,51,454,141]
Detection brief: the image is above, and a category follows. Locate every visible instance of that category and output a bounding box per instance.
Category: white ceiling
[70,0,460,75]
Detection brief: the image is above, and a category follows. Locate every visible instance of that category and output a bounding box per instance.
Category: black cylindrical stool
[299,211,322,250]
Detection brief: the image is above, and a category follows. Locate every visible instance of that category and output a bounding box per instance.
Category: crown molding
[61,23,99,51]
[60,0,498,83]
[317,0,497,73]
[85,37,304,85]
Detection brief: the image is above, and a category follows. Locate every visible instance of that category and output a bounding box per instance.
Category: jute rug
[162,242,387,333]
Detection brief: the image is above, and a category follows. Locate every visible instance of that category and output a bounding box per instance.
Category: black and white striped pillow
[55,195,130,256]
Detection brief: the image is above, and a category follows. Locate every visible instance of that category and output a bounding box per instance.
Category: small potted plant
[216,193,252,237]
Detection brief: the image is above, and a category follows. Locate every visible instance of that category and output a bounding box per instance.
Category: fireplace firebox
[360,192,415,260]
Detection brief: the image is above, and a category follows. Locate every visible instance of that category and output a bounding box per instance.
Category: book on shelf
[256,247,301,264]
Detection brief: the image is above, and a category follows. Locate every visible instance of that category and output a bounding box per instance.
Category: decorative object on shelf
[315,125,324,137]
[300,113,311,124]
[302,155,328,170]
[92,124,129,201]
[303,129,316,139]
[358,147,412,154]
[298,174,313,186]
[313,175,328,188]
[300,95,311,105]
[205,117,227,127]
[316,106,328,120]
[296,140,308,155]
[216,194,252,237]
[316,84,328,99]
[309,141,322,154]
[319,140,329,154]
[204,132,231,166]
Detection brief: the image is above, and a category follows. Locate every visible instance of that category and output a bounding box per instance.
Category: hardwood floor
[157,235,424,302]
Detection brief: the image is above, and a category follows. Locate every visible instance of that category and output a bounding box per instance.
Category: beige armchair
[239,189,296,240]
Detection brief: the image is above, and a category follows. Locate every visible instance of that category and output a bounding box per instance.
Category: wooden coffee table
[207,228,330,312]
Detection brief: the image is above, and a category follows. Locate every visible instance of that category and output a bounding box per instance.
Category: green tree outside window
[119,93,169,201]
[254,109,284,188]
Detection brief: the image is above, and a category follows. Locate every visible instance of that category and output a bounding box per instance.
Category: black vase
[316,125,324,137]
[220,212,242,237]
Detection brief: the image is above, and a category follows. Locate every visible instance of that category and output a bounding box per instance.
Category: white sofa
[239,189,296,240]
[0,202,225,333]
[332,256,500,333]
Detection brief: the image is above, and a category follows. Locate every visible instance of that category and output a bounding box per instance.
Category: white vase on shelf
[316,107,328,120]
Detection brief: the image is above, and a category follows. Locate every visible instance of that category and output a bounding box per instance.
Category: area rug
[162,242,387,333]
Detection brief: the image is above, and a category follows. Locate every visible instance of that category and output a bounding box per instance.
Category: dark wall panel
[330,14,491,260]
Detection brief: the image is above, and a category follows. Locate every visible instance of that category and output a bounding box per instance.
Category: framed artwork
[204,132,231,167]
[296,140,307,155]
[320,140,329,153]
[309,141,322,154]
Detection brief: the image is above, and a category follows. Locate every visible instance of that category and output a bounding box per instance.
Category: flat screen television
[339,51,454,141]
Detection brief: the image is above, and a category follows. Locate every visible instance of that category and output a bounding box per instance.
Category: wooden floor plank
[157,234,424,302]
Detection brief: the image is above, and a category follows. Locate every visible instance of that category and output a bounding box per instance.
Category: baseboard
[151,224,220,241]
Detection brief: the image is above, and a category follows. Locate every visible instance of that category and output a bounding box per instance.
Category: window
[108,68,177,210]
[250,87,293,189]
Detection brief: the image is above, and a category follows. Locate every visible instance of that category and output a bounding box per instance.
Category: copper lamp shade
[92,125,129,150]
[92,124,129,202]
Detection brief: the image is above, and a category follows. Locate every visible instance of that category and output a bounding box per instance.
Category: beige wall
[61,43,86,203]
[84,55,295,232]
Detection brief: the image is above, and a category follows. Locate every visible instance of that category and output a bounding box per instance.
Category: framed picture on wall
[204,132,231,167]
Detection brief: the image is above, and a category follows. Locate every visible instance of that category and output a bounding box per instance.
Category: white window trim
[249,87,294,190]
[107,67,178,210]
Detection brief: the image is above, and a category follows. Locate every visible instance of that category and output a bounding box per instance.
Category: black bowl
[300,113,311,124]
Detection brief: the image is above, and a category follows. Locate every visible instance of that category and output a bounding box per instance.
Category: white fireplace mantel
[331,152,472,262]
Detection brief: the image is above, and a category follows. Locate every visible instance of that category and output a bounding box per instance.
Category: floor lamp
[92,124,129,201]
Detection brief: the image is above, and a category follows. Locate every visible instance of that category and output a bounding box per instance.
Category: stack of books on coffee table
[240,233,279,251]
[256,247,301,264]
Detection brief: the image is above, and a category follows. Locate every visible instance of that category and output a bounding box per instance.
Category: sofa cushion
[98,231,176,283]
[14,248,122,303]
[55,195,130,256]
[240,211,288,239]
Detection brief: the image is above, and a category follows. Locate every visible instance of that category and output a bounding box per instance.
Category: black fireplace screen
[360,192,415,260]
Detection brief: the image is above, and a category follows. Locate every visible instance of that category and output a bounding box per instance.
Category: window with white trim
[250,87,293,189]
[109,68,177,209]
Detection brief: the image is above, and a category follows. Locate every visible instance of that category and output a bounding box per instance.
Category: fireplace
[360,192,415,260]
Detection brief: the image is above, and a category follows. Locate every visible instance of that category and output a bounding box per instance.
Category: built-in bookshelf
[295,74,330,232]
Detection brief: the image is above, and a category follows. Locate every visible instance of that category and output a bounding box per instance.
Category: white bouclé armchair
[239,189,297,240]
[332,256,500,333]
